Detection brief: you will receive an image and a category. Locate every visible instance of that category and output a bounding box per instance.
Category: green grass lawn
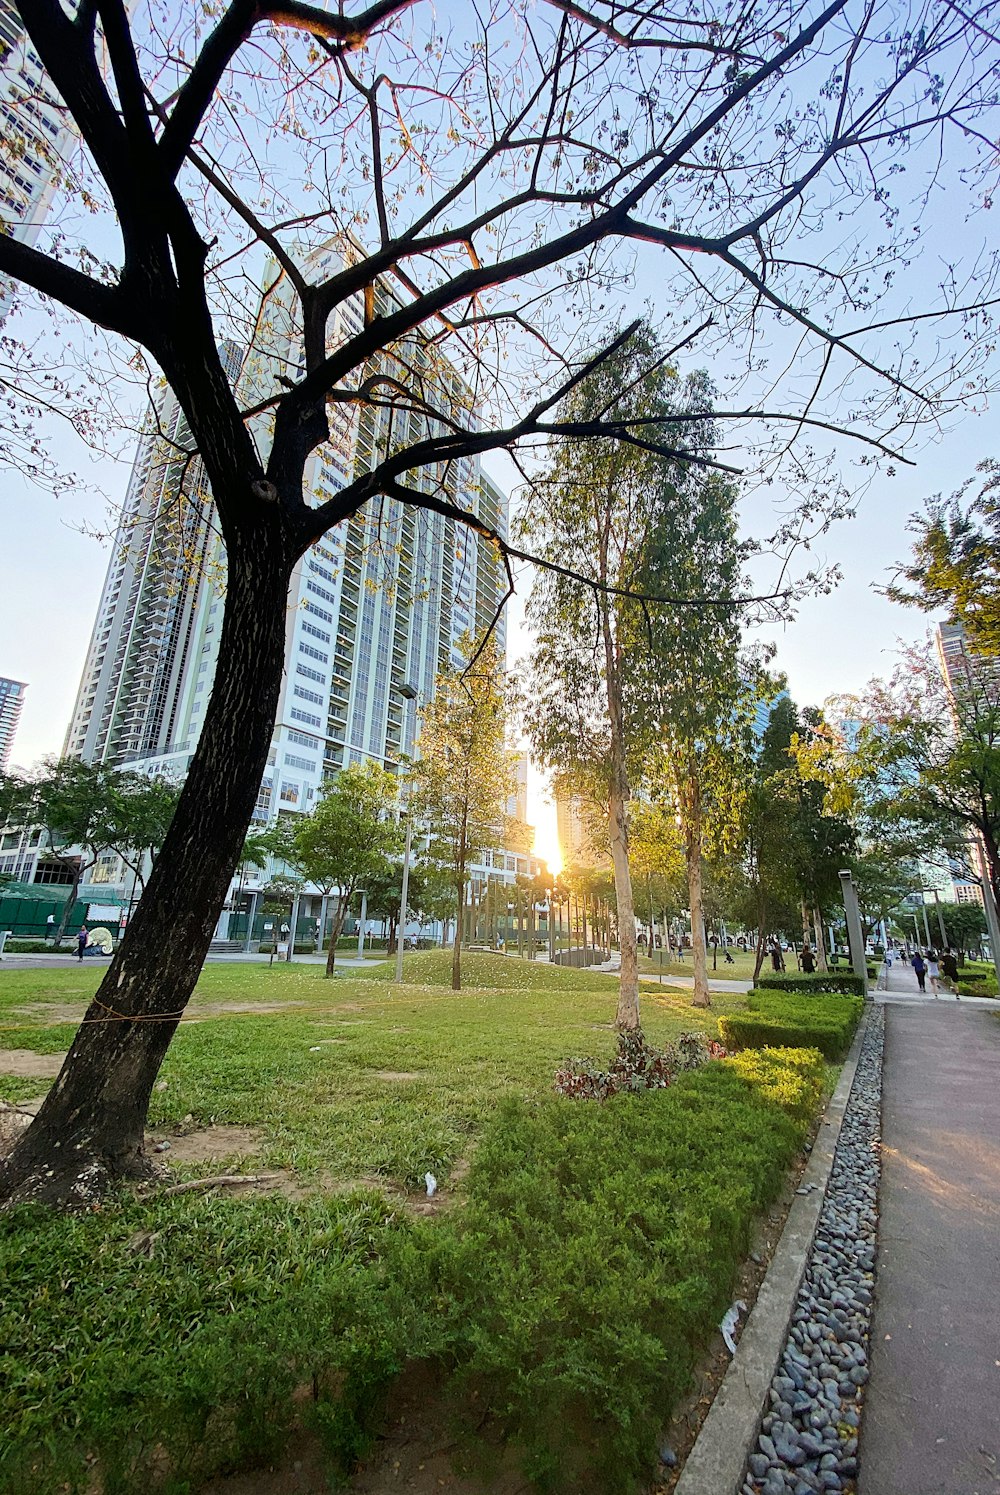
[0,954,828,1495]
[0,952,745,1183]
[639,947,761,980]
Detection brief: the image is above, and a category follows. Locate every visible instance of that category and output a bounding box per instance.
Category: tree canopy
[5,0,1000,1204]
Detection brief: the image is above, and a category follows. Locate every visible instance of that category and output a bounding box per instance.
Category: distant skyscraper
[0,0,74,319]
[752,687,791,747]
[933,621,994,908]
[0,675,26,769]
[66,245,510,837]
[64,343,244,765]
[555,788,598,869]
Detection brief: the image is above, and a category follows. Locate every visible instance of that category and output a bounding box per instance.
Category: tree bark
[452,876,465,990]
[325,890,350,976]
[608,770,640,1028]
[0,538,292,1207]
[682,774,711,1008]
[813,907,828,971]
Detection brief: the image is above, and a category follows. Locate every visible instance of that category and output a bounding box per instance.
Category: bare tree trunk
[0,541,291,1206]
[609,771,640,1028]
[754,927,767,981]
[813,907,828,971]
[452,859,466,991]
[54,853,90,943]
[753,884,768,982]
[599,527,639,1027]
[682,774,710,1008]
[325,891,350,976]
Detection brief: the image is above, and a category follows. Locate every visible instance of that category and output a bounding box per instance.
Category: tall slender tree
[524,329,723,1027]
[408,637,516,991]
[4,0,1000,1203]
[638,465,752,1007]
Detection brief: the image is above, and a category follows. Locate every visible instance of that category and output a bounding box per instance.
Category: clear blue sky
[0,355,976,772]
[2,5,993,778]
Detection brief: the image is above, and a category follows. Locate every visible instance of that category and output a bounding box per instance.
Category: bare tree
[2,0,999,1204]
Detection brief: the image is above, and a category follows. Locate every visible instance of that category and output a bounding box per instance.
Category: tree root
[153,1172,283,1198]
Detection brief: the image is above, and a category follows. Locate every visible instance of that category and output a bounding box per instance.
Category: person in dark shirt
[801,945,817,974]
[940,948,959,997]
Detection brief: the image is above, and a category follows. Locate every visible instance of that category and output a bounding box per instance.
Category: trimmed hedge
[719,991,863,1061]
[756,971,867,997]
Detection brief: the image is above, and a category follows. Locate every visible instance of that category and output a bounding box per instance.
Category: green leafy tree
[637,463,751,1008]
[933,900,987,958]
[409,636,516,991]
[22,760,131,941]
[524,328,729,1027]
[270,762,401,975]
[885,461,1000,656]
[6,0,999,1204]
[105,776,181,897]
[823,642,1000,907]
[734,691,815,977]
[629,799,686,957]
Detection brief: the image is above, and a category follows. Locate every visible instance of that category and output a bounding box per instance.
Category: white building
[0,0,74,320]
[0,675,26,770]
[59,243,526,935]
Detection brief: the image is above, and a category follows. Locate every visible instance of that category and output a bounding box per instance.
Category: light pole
[395,681,419,983]
[356,888,367,958]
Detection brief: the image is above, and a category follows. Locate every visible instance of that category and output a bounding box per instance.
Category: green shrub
[956,974,998,996]
[722,1047,824,1126]
[447,1052,819,1492]
[0,1193,446,1495]
[0,1044,824,1495]
[718,992,862,1061]
[755,971,867,997]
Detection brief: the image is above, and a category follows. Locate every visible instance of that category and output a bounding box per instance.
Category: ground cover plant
[0,968,819,1495]
[718,991,863,1061]
[0,959,823,1493]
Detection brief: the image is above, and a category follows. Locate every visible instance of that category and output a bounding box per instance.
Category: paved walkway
[858,985,1000,1494]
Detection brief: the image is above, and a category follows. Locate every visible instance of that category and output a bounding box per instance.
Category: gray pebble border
[742,1006,884,1495]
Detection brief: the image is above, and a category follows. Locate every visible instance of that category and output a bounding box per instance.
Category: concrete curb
[673,1009,871,1495]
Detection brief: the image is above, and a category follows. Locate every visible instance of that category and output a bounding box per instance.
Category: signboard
[88,903,124,923]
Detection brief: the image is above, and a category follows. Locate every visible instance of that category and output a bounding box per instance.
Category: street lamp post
[356,888,367,959]
[395,681,419,984]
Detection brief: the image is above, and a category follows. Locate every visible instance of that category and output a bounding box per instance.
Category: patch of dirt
[374,1071,424,1082]
[194,1001,311,1016]
[200,1364,531,1495]
[13,1002,88,1023]
[145,1124,264,1165]
[0,1048,66,1077]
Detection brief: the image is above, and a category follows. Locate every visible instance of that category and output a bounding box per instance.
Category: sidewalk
[858,996,1000,1494]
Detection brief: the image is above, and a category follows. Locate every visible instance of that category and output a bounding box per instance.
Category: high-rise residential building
[932,620,994,907]
[67,245,510,839]
[0,675,26,769]
[0,0,74,319]
[555,787,599,869]
[64,343,244,765]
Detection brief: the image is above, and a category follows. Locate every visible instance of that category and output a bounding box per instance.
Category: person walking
[910,949,927,993]
[76,927,89,962]
[926,950,942,997]
[801,944,817,974]
[941,948,960,998]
